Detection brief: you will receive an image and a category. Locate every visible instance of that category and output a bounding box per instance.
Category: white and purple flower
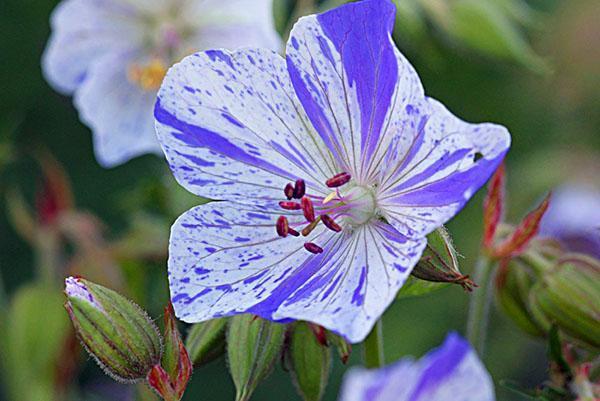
[338,333,495,401]
[539,185,600,258]
[155,0,511,342]
[43,0,281,167]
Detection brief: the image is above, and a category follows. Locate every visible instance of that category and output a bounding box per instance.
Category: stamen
[293,179,306,199]
[304,242,323,254]
[288,227,300,237]
[284,183,294,200]
[127,59,167,91]
[301,196,315,222]
[326,172,351,188]
[276,216,289,237]
[279,201,302,210]
[301,217,321,236]
[321,214,342,232]
[322,191,337,204]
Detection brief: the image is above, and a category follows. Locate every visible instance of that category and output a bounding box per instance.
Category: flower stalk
[466,256,496,354]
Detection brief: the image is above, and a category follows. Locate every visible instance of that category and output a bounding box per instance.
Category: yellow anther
[127,59,167,91]
[322,191,338,205]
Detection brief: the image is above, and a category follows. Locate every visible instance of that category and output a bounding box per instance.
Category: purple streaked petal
[42,0,143,94]
[169,201,333,324]
[249,221,425,343]
[338,333,495,401]
[170,200,424,343]
[74,52,162,168]
[155,48,337,202]
[379,97,510,238]
[286,0,424,181]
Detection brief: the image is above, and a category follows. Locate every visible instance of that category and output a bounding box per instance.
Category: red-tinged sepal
[150,304,192,401]
[493,193,551,259]
[482,164,505,250]
[308,323,328,346]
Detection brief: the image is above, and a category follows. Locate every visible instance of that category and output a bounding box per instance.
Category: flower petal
[378,97,511,238]
[169,201,333,323]
[250,221,425,343]
[169,201,424,343]
[155,48,337,202]
[338,333,495,401]
[182,0,281,52]
[74,52,162,168]
[286,0,423,180]
[42,0,143,94]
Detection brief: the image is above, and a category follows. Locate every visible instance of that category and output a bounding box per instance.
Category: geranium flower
[155,0,511,342]
[43,0,280,167]
[539,185,600,258]
[338,333,494,401]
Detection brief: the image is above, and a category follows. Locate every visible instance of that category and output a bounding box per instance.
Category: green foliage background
[0,0,598,400]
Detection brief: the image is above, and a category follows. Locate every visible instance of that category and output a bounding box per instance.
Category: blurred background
[0,0,599,400]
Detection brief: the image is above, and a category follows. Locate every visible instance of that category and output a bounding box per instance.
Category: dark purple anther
[301,196,315,222]
[288,227,300,237]
[304,242,323,254]
[293,179,306,199]
[284,183,295,200]
[279,201,302,210]
[326,172,351,188]
[321,214,342,232]
[276,216,289,237]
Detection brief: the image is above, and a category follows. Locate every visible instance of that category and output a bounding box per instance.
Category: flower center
[342,185,377,227]
[127,59,168,91]
[275,173,379,254]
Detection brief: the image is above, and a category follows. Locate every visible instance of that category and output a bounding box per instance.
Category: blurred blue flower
[539,185,600,258]
[43,0,281,167]
[155,0,510,342]
[338,333,494,401]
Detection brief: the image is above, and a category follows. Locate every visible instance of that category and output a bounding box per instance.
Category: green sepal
[185,318,228,366]
[227,315,286,401]
[288,322,331,401]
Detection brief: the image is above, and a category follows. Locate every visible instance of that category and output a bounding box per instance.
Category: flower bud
[528,255,600,350]
[411,227,475,291]
[64,277,162,382]
[185,318,227,366]
[495,258,546,337]
[288,322,331,401]
[227,315,286,401]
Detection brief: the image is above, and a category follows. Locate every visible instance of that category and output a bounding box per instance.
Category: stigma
[127,59,167,91]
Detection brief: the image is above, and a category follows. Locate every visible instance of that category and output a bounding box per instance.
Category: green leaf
[185,318,228,366]
[289,323,331,401]
[227,315,286,401]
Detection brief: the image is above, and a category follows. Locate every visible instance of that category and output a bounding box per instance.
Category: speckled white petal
[169,201,424,343]
[258,221,426,343]
[42,0,143,94]
[379,97,510,239]
[74,52,162,168]
[155,48,336,202]
[338,333,495,401]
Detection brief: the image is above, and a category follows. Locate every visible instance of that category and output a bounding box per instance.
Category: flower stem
[363,319,384,368]
[466,255,496,355]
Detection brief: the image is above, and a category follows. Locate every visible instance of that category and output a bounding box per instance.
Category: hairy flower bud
[528,255,600,350]
[64,277,162,382]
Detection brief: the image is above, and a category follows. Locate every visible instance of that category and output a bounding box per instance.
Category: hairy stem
[466,255,496,355]
[363,319,384,368]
